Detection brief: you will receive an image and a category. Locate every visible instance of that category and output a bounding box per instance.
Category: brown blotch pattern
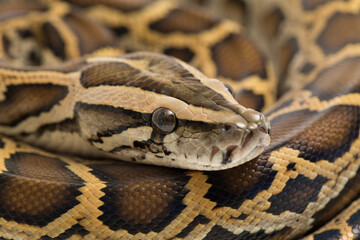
[268,109,315,149]
[287,106,359,162]
[150,7,218,33]
[277,37,298,93]
[305,57,360,101]
[0,152,83,226]
[42,22,66,60]
[212,34,267,80]
[222,0,247,24]
[164,47,195,63]
[66,0,152,11]
[89,163,189,233]
[266,174,328,214]
[64,11,115,54]
[0,1,47,16]
[0,84,68,126]
[112,26,129,37]
[317,12,360,55]
[270,106,360,163]
[262,8,284,40]
[300,62,315,74]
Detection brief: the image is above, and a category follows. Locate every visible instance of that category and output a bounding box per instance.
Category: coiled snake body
[0,0,359,239]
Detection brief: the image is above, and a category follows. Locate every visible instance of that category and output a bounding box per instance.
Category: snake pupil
[151,108,177,134]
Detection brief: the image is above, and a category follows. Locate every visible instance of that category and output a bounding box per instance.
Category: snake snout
[242,109,270,135]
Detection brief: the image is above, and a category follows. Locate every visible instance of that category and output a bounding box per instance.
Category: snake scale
[0,0,359,239]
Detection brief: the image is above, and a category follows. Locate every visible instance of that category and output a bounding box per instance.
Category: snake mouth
[206,126,270,170]
[210,145,238,164]
[222,145,238,164]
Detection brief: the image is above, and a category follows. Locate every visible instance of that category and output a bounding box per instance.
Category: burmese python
[0,0,359,239]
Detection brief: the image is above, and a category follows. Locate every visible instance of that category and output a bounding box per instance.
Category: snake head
[77,52,270,170]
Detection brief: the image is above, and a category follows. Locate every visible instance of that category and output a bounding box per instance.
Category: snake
[0,0,359,239]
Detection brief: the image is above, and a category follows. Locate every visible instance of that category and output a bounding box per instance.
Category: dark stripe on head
[88,163,189,234]
[75,102,150,142]
[33,117,79,137]
[0,152,83,227]
[81,53,241,114]
[0,84,68,126]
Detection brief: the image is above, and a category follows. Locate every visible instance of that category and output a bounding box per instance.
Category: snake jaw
[171,112,270,171]
[203,119,270,170]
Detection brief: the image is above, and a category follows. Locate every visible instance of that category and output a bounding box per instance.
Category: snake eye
[224,83,234,96]
[151,108,177,134]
